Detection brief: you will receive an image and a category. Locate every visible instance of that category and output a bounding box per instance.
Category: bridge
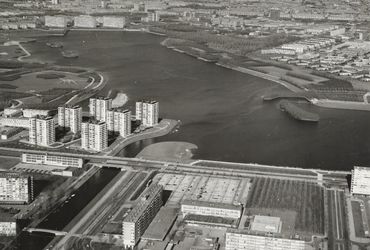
[25,228,67,236]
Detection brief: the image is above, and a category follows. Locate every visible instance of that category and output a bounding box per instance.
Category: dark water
[23,31,370,171]
[9,168,119,250]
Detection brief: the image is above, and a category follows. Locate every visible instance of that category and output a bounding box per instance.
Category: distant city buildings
[58,105,82,133]
[81,120,108,151]
[89,97,112,122]
[29,116,55,147]
[22,153,83,168]
[44,15,68,28]
[106,109,131,137]
[74,15,97,28]
[102,16,125,28]
[122,184,163,248]
[351,166,370,196]
[135,100,159,127]
[0,173,33,205]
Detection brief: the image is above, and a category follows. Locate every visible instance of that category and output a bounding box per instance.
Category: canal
[8,168,119,250]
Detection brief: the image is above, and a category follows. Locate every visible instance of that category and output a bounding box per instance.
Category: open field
[137,141,198,161]
[246,177,325,236]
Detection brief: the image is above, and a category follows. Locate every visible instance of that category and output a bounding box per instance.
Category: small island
[46,42,63,48]
[61,50,79,59]
[279,100,319,122]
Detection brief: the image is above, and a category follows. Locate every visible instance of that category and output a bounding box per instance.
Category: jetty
[279,100,319,122]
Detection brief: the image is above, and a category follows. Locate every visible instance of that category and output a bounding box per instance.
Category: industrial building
[81,120,108,151]
[89,97,112,122]
[106,109,132,137]
[58,105,82,133]
[122,184,163,248]
[29,116,55,147]
[351,166,370,196]
[21,153,83,168]
[225,216,305,250]
[0,173,33,205]
[135,100,159,127]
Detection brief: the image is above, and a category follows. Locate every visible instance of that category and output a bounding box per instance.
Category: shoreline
[161,38,370,112]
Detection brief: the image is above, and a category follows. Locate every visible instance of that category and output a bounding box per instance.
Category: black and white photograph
[0,0,369,249]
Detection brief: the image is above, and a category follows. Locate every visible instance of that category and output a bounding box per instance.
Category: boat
[61,50,79,59]
[46,42,63,48]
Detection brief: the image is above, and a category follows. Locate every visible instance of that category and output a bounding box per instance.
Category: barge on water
[46,42,63,48]
[279,100,319,122]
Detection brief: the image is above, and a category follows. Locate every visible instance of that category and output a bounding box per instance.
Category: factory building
[351,166,370,196]
[58,105,82,133]
[81,120,108,152]
[135,100,159,127]
[21,153,83,168]
[29,116,55,147]
[89,97,112,122]
[0,173,33,205]
[122,184,163,248]
[106,109,132,137]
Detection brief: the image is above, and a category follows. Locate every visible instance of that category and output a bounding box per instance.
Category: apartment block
[122,184,163,247]
[81,120,108,152]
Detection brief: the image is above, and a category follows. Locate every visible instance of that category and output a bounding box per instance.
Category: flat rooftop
[153,173,250,207]
[142,207,178,241]
[250,215,281,234]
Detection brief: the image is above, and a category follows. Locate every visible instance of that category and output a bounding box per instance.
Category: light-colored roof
[250,215,281,234]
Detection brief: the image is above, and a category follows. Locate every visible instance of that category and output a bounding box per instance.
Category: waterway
[21,30,370,171]
[9,168,119,250]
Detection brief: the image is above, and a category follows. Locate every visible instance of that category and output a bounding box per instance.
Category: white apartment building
[122,184,163,248]
[0,173,33,204]
[0,117,30,128]
[58,105,82,133]
[21,153,83,168]
[81,120,108,152]
[135,100,159,127]
[29,116,55,147]
[351,166,370,196]
[23,109,51,118]
[225,230,305,250]
[181,200,242,219]
[107,109,131,137]
[89,97,112,122]
[74,15,97,28]
[102,16,125,28]
[0,220,16,236]
[45,16,68,28]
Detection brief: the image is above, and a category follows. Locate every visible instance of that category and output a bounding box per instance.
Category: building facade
[29,116,55,147]
[21,153,83,168]
[107,109,131,137]
[89,97,112,122]
[122,184,163,248]
[58,105,82,133]
[225,230,305,250]
[135,100,159,127]
[0,219,16,236]
[351,166,370,196]
[0,173,33,204]
[81,120,108,151]
[181,200,242,219]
